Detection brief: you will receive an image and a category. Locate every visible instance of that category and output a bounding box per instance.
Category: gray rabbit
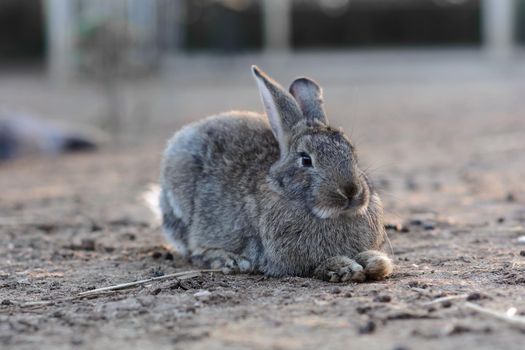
[159,66,392,282]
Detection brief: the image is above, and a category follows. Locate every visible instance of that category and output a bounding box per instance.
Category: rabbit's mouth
[312,179,370,219]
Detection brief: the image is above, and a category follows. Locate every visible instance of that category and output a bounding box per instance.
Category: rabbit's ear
[252,65,303,155]
[289,77,328,125]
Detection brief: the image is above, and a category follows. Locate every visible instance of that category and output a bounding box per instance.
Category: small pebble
[356,306,371,314]
[1,299,12,305]
[343,291,353,298]
[406,179,418,191]
[519,251,525,257]
[506,193,516,202]
[151,251,162,259]
[423,223,435,231]
[193,290,211,301]
[80,239,96,251]
[358,320,376,334]
[70,338,84,346]
[90,223,103,232]
[52,311,64,318]
[330,287,342,294]
[151,288,162,295]
[409,219,423,226]
[441,300,452,308]
[164,252,174,260]
[385,223,409,232]
[497,217,505,224]
[447,324,471,335]
[466,292,482,301]
[123,233,136,241]
[375,294,392,303]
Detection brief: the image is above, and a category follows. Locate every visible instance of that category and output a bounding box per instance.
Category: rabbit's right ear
[251,65,303,156]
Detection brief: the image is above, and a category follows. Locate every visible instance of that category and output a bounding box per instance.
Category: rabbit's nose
[342,183,359,201]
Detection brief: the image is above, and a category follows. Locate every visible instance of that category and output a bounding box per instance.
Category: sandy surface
[1,51,525,349]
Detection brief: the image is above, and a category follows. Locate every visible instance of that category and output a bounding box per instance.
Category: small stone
[151,251,162,259]
[466,292,482,301]
[1,299,12,305]
[385,223,409,232]
[90,223,103,232]
[330,287,342,294]
[343,292,353,298]
[356,306,371,314]
[423,223,435,231]
[151,288,162,295]
[80,239,96,251]
[497,217,505,224]
[375,294,391,303]
[520,251,525,257]
[164,252,174,261]
[52,311,64,318]
[123,233,136,241]
[194,290,211,301]
[506,193,516,202]
[71,338,84,346]
[447,324,471,335]
[441,300,452,308]
[358,320,376,334]
[169,281,180,289]
[409,219,423,226]
[392,346,409,350]
[406,178,418,191]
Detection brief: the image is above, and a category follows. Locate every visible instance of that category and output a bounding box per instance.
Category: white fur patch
[312,206,341,219]
[167,191,183,218]
[162,229,189,257]
[141,184,162,221]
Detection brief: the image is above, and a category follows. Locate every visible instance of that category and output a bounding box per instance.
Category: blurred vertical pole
[45,0,75,81]
[158,0,185,53]
[262,0,291,51]
[482,0,516,57]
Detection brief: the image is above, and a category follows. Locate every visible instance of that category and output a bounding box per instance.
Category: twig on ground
[464,302,525,331]
[423,294,469,305]
[14,269,222,308]
[78,269,218,296]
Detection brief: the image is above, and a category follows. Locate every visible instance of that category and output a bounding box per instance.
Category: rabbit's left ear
[252,65,303,157]
[289,77,328,125]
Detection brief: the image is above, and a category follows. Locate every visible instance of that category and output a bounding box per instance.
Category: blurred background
[1,0,525,221]
[0,0,523,142]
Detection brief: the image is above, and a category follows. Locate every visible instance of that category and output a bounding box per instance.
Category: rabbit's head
[252,66,370,219]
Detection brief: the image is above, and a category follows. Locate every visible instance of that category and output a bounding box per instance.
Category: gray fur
[160,66,392,281]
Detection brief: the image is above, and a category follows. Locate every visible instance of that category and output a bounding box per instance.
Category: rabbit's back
[160,112,279,256]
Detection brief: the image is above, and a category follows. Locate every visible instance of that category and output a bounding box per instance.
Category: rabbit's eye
[300,153,313,167]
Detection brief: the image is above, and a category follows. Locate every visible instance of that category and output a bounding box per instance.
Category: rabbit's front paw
[191,248,252,274]
[354,250,393,280]
[313,256,366,283]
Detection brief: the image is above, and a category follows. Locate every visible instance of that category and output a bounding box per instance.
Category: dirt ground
[1,52,525,349]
